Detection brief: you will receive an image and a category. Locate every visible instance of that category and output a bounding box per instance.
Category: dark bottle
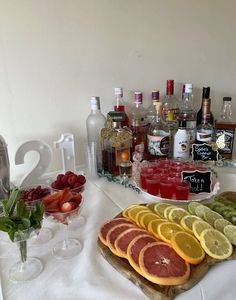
[196,98,214,143]
[197,87,214,125]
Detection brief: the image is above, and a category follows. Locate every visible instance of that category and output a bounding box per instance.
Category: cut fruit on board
[180,215,202,233]
[214,218,232,233]
[98,218,134,246]
[127,234,157,275]
[140,213,159,230]
[147,218,168,238]
[168,207,189,224]
[223,225,236,246]
[158,222,184,244]
[154,203,171,218]
[127,206,150,222]
[171,231,205,265]
[192,220,212,240]
[114,228,147,258]
[139,242,191,285]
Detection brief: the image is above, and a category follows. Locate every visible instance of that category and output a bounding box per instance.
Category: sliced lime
[224,225,236,245]
[195,205,210,220]
[188,202,201,215]
[204,210,223,226]
[214,218,232,233]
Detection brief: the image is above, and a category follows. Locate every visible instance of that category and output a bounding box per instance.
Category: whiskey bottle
[196,98,214,143]
[197,87,214,125]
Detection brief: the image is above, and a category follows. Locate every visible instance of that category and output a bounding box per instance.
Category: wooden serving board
[97,192,236,300]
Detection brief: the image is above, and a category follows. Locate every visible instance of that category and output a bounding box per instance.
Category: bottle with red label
[162,80,180,122]
[147,101,170,159]
[114,87,129,127]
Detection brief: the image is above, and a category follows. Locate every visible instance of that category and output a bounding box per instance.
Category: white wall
[1,0,236,181]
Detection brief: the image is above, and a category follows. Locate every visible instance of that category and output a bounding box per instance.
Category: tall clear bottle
[114,87,129,127]
[86,96,106,172]
[146,90,160,125]
[197,87,214,125]
[162,80,179,122]
[147,102,170,159]
[179,83,197,147]
[196,98,214,143]
[130,92,149,160]
[0,135,10,201]
[215,97,236,159]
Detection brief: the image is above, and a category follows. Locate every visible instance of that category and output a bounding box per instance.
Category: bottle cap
[114,87,123,96]
[134,91,142,103]
[202,87,210,99]
[223,97,232,101]
[90,96,100,110]
[179,120,187,128]
[166,80,174,95]
[152,90,160,101]
[184,83,193,93]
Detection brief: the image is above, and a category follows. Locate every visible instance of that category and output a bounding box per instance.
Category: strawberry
[68,175,78,187]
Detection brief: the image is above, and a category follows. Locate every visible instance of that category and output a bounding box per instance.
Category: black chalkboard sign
[181,170,212,194]
[192,143,219,161]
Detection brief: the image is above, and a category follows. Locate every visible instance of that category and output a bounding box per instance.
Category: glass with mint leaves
[0,189,44,282]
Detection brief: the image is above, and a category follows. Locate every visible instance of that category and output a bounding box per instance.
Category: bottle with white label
[196,98,213,143]
[173,120,190,159]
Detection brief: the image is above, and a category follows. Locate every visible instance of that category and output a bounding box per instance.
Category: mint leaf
[16,201,31,219]
[3,189,22,217]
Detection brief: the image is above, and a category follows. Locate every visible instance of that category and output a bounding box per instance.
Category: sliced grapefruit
[106,223,135,255]
[127,234,157,275]
[98,218,133,246]
[114,228,147,258]
[139,242,191,285]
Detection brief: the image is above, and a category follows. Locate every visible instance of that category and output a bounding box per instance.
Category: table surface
[0,166,236,300]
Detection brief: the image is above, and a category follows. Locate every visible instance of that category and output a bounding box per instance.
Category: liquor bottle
[179,83,197,147]
[162,80,179,122]
[197,87,214,125]
[101,111,132,176]
[86,96,106,172]
[146,90,160,125]
[173,120,190,159]
[130,92,148,160]
[0,135,10,201]
[215,97,236,159]
[196,98,214,143]
[147,102,170,159]
[114,87,129,127]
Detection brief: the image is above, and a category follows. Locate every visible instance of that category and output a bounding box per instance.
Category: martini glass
[9,227,43,282]
[45,194,83,259]
[20,185,53,245]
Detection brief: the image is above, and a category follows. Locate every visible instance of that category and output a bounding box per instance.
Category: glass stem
[62,223,69,250]
[18,240,27,267]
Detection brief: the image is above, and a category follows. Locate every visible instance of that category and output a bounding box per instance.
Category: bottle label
[215,128,235,154]
[173,131,190,159]
[148,135,169,156]
[186,120,197,144]
[163,108,179,121]
[196,130,213,142]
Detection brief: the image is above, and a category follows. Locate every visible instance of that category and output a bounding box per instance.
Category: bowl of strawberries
[51,171,86,193]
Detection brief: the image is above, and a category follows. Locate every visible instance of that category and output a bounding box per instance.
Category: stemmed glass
[9,227,43,282]
[45,193,83,259]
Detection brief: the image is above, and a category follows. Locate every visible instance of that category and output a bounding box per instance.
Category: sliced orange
[122,204,138,218]
[171,231,205,264]
[158,222,183,243]
[147,218,168,238]
[164,205,175,220]
[139,212,159,230]
[127,205,149,222]
[135,210,152,227]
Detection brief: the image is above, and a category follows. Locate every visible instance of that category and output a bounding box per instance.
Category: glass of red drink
[175,181,191,200]
[159,178,174,199]
[146,174,160,196]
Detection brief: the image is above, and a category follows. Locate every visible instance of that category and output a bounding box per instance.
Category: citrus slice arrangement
[98,197,236,295]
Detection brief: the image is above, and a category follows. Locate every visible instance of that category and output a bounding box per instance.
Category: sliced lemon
[171,231,205,264]
[127,205,149,222]
[122,204,138,218]
[140,212,159,230]
[135,210,152,227]
[168,207,189,224]
[214,218,232,233]
[164,205,176,220]
[204,210,223,226]
[192,220,212,240]
[147,218,168,238]
[223,225,236,245]
[200,228,233,259]
[188,202,201,215]
[146,202,158,213]
[154,203,171,218]
[180,215,202,233]
[158,222,183,243]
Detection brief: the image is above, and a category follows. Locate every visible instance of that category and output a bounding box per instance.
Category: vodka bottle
[146,90,160,125]
[162,80,179,122]
[86,96,106,172]
[114,87,129,127]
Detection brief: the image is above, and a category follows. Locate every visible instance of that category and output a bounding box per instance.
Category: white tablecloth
[0,167,236,300]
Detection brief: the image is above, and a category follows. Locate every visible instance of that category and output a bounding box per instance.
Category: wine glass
[9,227,43,282]
[20,185,53,245]
[45,193,83,259]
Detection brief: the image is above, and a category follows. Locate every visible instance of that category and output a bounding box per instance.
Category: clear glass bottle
[130,92,149,160]
[197,87,214,125]
[146,90,160,125]
[162,80,179,122]
[147,102,170,159]
[179,83,197,147]
[114,87,129,127]
[196,99,214,143]
[0,135,10,201]
[173,120,190,160]
[119,151,132,178]
[215,97,236,159]
[101,112,132,176]
[86,96,106,172]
